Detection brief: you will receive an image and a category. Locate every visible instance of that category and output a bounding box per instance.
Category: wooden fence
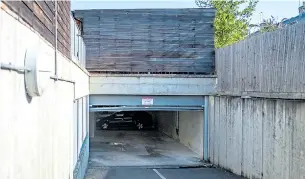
[216,22,305,99]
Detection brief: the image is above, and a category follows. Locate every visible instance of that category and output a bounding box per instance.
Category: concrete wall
[208,96,305,179]
[179,111,204,158]
[89,112,96,138]
[0,6,89,179]
[156,111,204,158]
[155,112,179,139]
[90,75,216,95]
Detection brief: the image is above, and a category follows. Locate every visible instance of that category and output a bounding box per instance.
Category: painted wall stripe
[153,169,167,179]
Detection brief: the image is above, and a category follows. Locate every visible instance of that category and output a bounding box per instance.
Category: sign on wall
[142,97,154,106]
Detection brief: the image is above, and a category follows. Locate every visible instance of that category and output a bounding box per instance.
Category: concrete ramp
[89,130,206,168]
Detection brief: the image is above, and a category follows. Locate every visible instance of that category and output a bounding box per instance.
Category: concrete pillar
[89,112,95,138]
[204,96,209,161]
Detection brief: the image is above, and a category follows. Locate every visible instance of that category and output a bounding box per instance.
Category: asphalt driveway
[85,167,245,179]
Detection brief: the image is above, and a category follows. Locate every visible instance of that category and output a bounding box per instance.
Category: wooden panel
[35,1,54,22]
[3,1,34,26]
[74,9,216,74]
[45,1,55,12]
[32,1,53,34]
[57,1,69,38]
[56,1,71,58]
[2,1,71,59]
[216,22,305,99]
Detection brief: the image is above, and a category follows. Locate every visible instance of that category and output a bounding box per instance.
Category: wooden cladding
[74,9,216,74]
[3,1,71,59]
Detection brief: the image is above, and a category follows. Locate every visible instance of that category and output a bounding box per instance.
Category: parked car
[96,111,134,130]
[133,111,154,130]
[96,111,154,130]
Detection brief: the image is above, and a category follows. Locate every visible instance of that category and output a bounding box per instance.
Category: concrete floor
[89,130,206,168]
[86,130,245,179]
[85,168,246,179]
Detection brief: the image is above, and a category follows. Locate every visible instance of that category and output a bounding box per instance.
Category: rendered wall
[209,96,305,179]
[155,111,204,158]
[0,5,89,179]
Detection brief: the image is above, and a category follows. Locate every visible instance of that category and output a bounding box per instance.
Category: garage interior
[89,110,205,168]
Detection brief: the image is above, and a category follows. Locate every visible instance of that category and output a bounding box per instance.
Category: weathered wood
[45,1,55,12]
[74,9,216,74]
[56,1,71,46]
[58,1,70,23]
[3,1,33,26]
[2,1,71,59]
[35,1,53,22]
[32,1,53,34]
[216,22,305,99]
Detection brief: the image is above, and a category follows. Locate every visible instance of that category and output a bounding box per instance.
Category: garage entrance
[89,95,207,168]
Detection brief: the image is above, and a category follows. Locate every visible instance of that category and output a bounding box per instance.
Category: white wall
[0,6,89,179]
[155,111,204,158]
[209,96,305,179]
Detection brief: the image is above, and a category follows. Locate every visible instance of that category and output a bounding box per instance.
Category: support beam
[90,75,216,96]
[89,95,205,107]
[90,106,203,112]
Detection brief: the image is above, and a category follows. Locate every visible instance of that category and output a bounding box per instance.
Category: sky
[71,0,302,24]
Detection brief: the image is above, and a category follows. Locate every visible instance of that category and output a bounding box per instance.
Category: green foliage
[196,0,258,48]
[257,16,280,32]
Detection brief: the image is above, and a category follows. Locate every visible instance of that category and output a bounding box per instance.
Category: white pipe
[54,0,58,79]
[0,63,31,73]
[50,76,75,84]
[50,76,76,100]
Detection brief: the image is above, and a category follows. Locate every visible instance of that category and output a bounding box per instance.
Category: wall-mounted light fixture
[24,43,52,97]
